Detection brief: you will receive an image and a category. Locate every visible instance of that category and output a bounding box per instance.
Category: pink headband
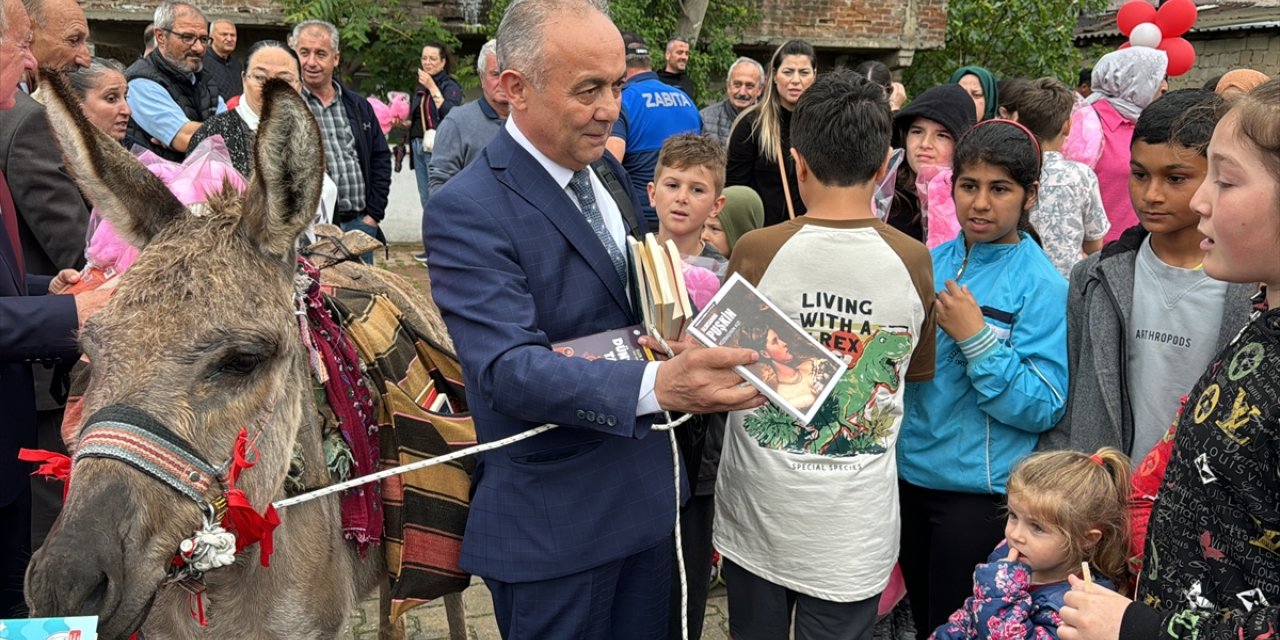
[964,118,1043,175]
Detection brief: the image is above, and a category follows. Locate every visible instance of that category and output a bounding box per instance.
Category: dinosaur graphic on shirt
[745,328,912,457]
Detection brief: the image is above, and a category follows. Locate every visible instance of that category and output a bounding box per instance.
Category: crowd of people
[1,0,1280,639]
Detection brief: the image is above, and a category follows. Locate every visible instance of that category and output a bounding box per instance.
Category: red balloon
[1117,1,1158,36]
[1161,37,1196,76]
[1118,42,1131,50]
[1156,0,1197,38]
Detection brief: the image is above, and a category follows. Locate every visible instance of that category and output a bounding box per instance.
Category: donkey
[24,74,404,638]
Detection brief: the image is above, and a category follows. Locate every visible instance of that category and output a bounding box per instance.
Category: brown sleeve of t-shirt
[877,225,936,382]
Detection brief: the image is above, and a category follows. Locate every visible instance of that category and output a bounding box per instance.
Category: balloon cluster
[1116,0,1199,76]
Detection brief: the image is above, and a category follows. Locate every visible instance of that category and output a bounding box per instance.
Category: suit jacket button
[606,416,616,426]
[585,410,596,421]
[576,409,586,419]
[597,415,607,425]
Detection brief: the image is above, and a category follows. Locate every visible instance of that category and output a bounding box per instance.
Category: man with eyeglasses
[124,0,226,162]
[202,19,241,102]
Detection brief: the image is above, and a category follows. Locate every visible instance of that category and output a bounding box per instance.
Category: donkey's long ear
[240,80,324,259]
[37,69,185,247]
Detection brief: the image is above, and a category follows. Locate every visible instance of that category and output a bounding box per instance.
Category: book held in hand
[685,273,847,425]
[627,233,690,342]
[552,324,654,362]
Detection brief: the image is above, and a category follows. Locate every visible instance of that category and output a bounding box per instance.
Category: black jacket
[124,50,221,162]
[656,69,697,103]
[336,81,393,222]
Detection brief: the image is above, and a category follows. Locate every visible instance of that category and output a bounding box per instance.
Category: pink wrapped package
[682,263,721,310]
[1062,94,1104,169]
[916,164,960,249]
[368,92,411,135]
[82,136,247,278]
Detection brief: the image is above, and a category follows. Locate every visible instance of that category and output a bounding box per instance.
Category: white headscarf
[1087,47,1169,122]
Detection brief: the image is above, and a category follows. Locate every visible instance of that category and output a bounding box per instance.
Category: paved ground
[350,245,919,640]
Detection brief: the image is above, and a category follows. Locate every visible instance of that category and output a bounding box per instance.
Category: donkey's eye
[217,353,265,377]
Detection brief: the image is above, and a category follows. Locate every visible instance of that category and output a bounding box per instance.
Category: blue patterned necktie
[569,169,628,286]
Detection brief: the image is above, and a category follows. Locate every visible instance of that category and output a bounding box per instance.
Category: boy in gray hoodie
[1041,89,1255,459]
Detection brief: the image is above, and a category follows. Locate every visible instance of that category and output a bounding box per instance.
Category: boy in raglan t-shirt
[713,69,935,639]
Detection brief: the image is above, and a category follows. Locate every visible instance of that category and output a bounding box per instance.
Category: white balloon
[1130,22,1164,49]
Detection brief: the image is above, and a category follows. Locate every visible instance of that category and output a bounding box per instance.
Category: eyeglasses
[247,73,300,86]
[161,28,212,47]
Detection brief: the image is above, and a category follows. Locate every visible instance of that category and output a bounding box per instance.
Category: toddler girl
[932,448,1132,639]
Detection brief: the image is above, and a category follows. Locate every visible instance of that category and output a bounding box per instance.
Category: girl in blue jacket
[897,120,1069,637]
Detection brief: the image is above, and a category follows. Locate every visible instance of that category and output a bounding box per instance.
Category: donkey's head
[25,71,325,637]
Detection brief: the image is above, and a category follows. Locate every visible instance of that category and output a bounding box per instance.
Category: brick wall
[742,0,948,51]
[84,0,948,53]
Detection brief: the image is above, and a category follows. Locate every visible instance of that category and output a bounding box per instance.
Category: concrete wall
[1172,32,1280,90]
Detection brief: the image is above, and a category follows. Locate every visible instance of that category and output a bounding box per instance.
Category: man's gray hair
[727,56,764,84]
[19,0,43,28]
[497,0,606,89]
[666,37,688,53]
[143,23,156,49]
[476,39,497,75]
[154,1,205,32]
[68,56,127,100]
[208,18,234,31]
[290,19,339,52]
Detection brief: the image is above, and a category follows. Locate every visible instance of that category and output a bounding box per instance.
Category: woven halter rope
[73,399,281,576]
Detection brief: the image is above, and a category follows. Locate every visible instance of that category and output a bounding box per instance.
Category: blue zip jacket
[899,233,1068,494]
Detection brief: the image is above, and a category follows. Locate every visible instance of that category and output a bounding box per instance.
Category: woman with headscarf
[702,185,765,259]
[949,65,999,121]
[1087,47,1168,243]
[726,40,817,226]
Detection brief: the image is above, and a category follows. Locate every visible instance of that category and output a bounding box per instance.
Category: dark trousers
[485,537,672,640]
[668,493,715,640]
[724,558,880,640]
[897,480,1006,639]
[1,489,32,618]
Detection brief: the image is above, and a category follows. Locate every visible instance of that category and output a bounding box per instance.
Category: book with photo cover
[685,273,847,425]
[552,324,654,362]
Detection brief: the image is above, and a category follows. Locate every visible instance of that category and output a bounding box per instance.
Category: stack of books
[627,233,693,343]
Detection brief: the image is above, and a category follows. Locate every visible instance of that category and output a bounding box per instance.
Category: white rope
[272,403,696,640]
[654,414,690,640]
[272,422,558,509]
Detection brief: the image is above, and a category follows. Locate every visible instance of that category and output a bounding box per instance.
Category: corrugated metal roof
[1077,2,1280,40]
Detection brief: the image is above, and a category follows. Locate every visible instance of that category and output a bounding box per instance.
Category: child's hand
[936,280,986,342]
[1059,574,1131,640]
[1005,545,1021,563]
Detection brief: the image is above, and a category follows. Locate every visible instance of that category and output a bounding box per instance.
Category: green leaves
[281,0,460,97]
[904,0,1107,98]
[483,0,758,107]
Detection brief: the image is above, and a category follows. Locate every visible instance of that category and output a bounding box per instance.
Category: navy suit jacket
[425,127,681,583]
[0,170,79,507]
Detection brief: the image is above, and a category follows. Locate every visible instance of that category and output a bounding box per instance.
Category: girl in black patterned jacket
[1057,79,1280,640]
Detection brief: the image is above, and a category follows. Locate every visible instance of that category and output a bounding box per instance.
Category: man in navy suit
[424,1,766,637]
[0,0,109,615]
